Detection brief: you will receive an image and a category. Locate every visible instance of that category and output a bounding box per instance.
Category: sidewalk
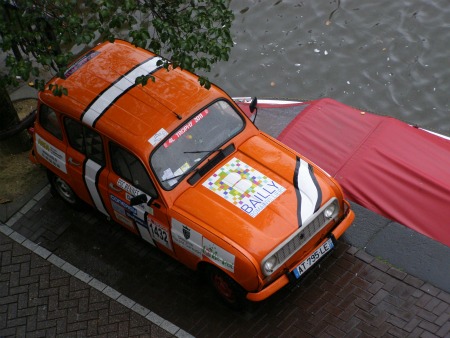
[0,231,182,338]
[0,191,191,338]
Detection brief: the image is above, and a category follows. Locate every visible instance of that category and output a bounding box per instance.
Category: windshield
[151,100,244,190]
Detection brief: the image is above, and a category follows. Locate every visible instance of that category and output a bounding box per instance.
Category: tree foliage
[0,0,234,91]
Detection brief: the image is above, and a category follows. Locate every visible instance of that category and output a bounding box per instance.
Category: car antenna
[138,83,182,120]
[172,111,182,120]
[249,97,258,124]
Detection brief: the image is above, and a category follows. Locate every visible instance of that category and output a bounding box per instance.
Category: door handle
[109,183,122,192]
[68,157,81,166]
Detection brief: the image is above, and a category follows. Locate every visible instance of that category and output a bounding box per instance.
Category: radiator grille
[275,212,326,262]
[261,198,339,276]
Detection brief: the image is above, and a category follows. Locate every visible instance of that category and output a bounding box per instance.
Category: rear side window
[110,143,157,197]
[39,105,63,140]
[64,118,105,165]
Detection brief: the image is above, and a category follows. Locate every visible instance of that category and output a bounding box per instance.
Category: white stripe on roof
[82,57,162,127]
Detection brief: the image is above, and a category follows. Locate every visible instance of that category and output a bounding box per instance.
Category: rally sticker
[148,128,168,146]
[203,238,235,273]
[171,219,203,258]
[35,133,67,173]
[203,158,286,218]
[117,178,144,197]
[148,217,172,251]
[163,109,209,148]
[172,219,235,272]
[113,211,135,229]
[110,194,137,216]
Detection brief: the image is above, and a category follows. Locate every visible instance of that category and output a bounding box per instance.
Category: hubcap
[212,274,235,302]
[55,177,76,204]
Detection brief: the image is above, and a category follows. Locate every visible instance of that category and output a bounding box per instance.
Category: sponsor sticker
[148,128,168,146]
[203,238,235,273]
[113,211,134,229]
[35,134,67,173]
[172,219,235,272]
[110,194,137,216]
[117,178,144,197]
[203,157,286,217]
[163,109,209,148]
[171,219,203,258]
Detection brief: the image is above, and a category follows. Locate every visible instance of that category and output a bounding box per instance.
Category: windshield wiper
[164,143,235,185]
[187,143,235,185]
[183,148,221,154]
[161,172,187,183]
[162,148,219,184]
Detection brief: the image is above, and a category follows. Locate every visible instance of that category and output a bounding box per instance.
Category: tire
[206,266,246,309]
[47,170,81,208]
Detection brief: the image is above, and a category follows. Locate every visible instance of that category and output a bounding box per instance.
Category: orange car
[30,40,354,307]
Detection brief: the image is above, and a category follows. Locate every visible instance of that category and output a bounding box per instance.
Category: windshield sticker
[163,109,209,148]
[35,133,67,174]
[161,168,178,186]
[203,238,235,273]
[203,158,286,218]
[148,128,168,146]
[173,162,190,177]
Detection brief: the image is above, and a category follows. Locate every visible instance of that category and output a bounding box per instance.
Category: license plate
[292,238,334,279]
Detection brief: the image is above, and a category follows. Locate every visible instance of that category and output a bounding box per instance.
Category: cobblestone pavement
[0,232,180,338]
[2,186,450,337]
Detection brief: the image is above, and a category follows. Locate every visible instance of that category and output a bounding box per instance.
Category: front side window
[110,143,157,197]
[64,118,105,165]
[151,100,244,190]
[39,104,63,140]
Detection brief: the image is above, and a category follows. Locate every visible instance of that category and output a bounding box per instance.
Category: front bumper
[246,201,355,302]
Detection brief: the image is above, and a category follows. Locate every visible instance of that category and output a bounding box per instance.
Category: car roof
[39,40,227,156]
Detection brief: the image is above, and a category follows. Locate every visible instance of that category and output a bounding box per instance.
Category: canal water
[203,0,450,134]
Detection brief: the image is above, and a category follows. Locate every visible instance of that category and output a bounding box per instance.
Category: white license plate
[293,238,334,279]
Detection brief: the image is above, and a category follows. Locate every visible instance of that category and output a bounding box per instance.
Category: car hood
[172,135,336,261]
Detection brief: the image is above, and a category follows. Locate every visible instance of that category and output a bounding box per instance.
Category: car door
[106,142,175,257]
[63,117,110,217]
[33,104,68,177]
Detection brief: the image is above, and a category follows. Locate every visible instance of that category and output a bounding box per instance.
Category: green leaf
[0,0,234,95]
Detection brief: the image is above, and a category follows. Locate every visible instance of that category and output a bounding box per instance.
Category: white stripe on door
[84,159,109,216]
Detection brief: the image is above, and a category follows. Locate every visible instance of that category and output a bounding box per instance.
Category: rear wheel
[47,170,81,208]
[206,266,246,309]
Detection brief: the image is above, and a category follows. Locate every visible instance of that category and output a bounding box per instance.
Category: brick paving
[1,186,450,337]
[0,232,182,338]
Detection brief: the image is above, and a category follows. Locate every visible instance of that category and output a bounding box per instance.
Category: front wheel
[206,266,246,309]
[47,170,81,208]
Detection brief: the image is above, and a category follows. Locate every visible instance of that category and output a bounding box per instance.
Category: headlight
[324,203,336,219]
[263,256,278,275]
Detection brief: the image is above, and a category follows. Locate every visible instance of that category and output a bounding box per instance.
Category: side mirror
[249,97,258,113]
[130,193,148,206]
[249,97,258,124]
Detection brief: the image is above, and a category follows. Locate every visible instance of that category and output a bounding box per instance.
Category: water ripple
[207,0,450,134]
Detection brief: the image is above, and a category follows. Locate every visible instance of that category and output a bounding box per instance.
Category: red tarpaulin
[275,98,450,247]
